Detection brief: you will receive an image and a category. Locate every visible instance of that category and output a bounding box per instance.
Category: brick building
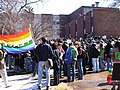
[59,6,120,39]
[1,5,120,39]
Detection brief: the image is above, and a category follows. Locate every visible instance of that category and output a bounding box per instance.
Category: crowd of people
[0,36,120,90]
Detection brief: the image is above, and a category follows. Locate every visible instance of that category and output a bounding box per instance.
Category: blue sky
[32,0,112,14]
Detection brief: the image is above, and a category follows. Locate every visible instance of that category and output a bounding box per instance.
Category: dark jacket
[77,47,84,59]
[105,43,113,58]
[52,49,61,70]
[91,46,100,58]
[35,43,53,61]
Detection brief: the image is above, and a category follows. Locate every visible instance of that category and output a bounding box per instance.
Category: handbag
[46,58,53,68]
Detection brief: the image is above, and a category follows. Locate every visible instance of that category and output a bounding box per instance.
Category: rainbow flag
[107,66,113,84]
[0,28,35,54]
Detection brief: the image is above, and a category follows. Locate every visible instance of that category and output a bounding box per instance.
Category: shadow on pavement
[7,70,32,76]
[98,82,112,86]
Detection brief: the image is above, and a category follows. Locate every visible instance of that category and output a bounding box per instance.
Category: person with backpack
[65,42,78,82]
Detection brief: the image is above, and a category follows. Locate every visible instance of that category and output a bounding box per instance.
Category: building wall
[76,16,84,38]
[59,14,70,37]
[93,8,120,37]
[85,11,91,34]
[69,7,83,21]
[64,23,70,38]
[61,6,96,39]
[64,7,84,39]
[69,20,76,39]
[60,6,120,39]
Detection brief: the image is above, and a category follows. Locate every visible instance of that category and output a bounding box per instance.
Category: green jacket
[100,47,104,58]
[70,46,78,61]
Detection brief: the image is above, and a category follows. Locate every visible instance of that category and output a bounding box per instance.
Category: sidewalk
[0,69,54,90]
[0,70,113,90]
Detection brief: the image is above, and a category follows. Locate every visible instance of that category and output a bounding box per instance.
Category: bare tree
[0,0,44,35]
[32,14,60,42]
[0,0,60,42]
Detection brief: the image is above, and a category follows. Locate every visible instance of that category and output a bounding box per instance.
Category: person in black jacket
[52,42,61,85]
[104,41,113,70]
[62,41,68,76]
[91,43,100,73]
[35,37,53,90]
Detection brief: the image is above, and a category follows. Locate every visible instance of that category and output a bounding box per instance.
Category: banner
[0,28,35,54]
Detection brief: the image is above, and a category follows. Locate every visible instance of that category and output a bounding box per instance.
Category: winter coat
[91,46,100,58]
[70,46,78,61]
[35,43,53,61]
[65,46,78,63]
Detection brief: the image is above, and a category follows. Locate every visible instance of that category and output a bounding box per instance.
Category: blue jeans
[38,61,50,87]
[92,58,99,72]
[77,59,83,79]
[32,62,38,76]
[106,58,111,69]
[24,57,32,72]
[7,55,13,69]
[14,66,21,72]
[67,60,76,82]
[99,56,105,71]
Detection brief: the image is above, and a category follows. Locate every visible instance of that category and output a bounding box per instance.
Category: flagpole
[0,43,5,57]
[29,24,35,46]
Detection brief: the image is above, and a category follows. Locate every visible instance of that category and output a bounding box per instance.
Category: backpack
[70,47,78,60]
[65,47,73,63]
